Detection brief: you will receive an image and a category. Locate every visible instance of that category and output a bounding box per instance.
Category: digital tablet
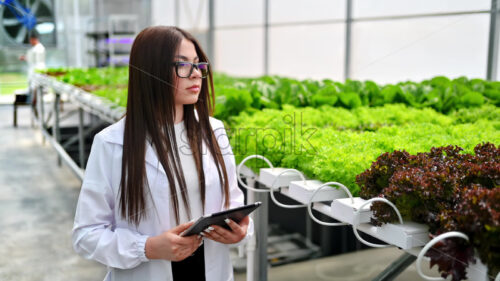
[181,202,262,237]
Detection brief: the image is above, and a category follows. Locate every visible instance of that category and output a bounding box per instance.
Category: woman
[72,26,253,281]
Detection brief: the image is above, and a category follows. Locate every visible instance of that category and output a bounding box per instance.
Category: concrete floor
[0,104,449,281]
[234,248,444,281]
[0,105,107,280]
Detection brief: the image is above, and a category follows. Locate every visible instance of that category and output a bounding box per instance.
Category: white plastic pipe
[416,231,469,281]
[269,169,307,208]
[352,197,403,248]
[246,177,256,281]
[307,182,353,226]
[237,155,273,193]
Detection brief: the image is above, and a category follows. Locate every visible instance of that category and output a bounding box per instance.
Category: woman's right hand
[145,222,202,261]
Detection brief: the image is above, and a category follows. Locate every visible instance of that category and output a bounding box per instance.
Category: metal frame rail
[244,179,416,281]
[30,73,124,181]
[238,165,429,281]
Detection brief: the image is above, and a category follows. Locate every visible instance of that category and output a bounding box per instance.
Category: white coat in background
[72,117,254,281]
[26,42,46,78]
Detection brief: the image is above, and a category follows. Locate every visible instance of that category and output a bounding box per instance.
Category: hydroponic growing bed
[32,67,499,281]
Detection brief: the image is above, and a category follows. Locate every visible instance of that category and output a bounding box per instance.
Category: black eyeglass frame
[172,61,210,78]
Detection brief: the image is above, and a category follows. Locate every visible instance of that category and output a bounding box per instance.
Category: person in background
[72,26,254,281]
[19,30,46,114]
[19,30,46,77]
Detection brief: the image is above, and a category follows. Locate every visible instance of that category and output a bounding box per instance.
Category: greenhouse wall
[2,1,496,80]
[149,0,498,83]
[350,14,490,83]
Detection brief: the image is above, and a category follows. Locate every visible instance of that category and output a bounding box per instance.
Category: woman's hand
[201,216,249,244]
[145,222,202,261]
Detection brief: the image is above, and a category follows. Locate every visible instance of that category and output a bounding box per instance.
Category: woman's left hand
[201,216,249,244]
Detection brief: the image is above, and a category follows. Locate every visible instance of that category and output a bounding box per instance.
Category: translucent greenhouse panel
[350,14,489,84]
[214,28,264,77]
[152,0,176,26]
[270,0,345,24]
[353,0,491,18]
[178,0,209,31]
[215,0,264,27]
[269,24,345,81]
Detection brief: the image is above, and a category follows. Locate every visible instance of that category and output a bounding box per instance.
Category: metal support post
[73,0,82,67]
[371,253,416,281]
[306,214,313,247]
[54,93,61,166]
[175,0,180,27]
[30,89,34,128]
[207,0,215,64]
[487,0,500,80]
[38,85,46,144]
[246,178,256,281]
[78,107,86,168]
[251,182,269,281]
[344,0,353,80]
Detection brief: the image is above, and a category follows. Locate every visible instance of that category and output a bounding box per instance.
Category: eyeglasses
[173,61,209,78]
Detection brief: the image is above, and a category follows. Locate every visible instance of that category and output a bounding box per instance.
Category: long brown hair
[120,26,230,226]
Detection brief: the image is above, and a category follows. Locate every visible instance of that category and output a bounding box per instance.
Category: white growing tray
[278,187,332,217]
[254,164,433,251]
[274,178,430,250]
[330,197,430,249]
[330,197,373,225]
[289,180,348,202]
[356,222,429,250]
[258,168,304,188]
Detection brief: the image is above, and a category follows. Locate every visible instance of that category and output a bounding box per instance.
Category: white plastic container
[288,180,348,202]
[330,197,373,225]
[258,168,304,188]
[356,221,429,249]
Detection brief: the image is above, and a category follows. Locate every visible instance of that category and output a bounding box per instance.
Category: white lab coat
[72,117,254,281]
[26,42,46,78]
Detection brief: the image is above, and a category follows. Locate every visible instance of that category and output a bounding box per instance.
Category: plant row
[40,68,500,281]
[356,143,499,281]
[229,104,499,280]
[216,75,500,118]
[228,104,499,196]
[41,68,500,119]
